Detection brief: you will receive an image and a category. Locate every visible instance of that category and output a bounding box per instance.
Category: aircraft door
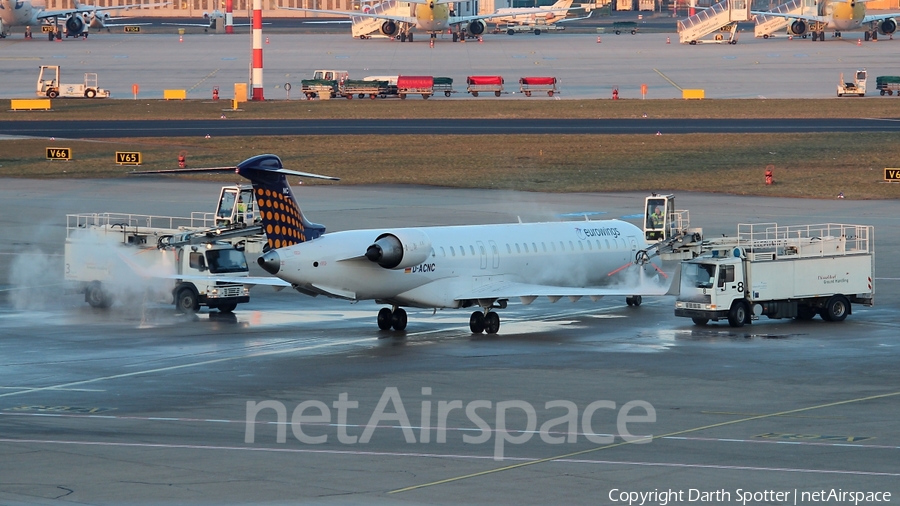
[489,240,500,269]
[628,236,638,252]
[476,241,487,269]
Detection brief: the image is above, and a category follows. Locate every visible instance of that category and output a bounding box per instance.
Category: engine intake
[468,20,486,35]
[66,15,85,35]
[879,18,897,35]
[381,20,398,36]
[365,230,432,269]
[789,20,807,36]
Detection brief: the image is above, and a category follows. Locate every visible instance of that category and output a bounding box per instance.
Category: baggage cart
[433,77,455,97]
[519,76,558,97]
[397,75,434,99]
[466,75,504,97]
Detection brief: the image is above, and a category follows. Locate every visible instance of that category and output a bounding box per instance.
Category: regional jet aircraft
[279,0,569,42]
[0,0,163,38]
[142,155,674,335]
[753,0,900,41]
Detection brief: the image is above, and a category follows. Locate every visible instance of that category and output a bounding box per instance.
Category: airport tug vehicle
[36,65,110,99]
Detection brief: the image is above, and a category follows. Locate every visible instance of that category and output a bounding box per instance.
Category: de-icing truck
[673,222,874,327]
[64,212,260,313]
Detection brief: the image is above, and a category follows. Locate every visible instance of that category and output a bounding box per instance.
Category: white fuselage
[273,220,648,308]
[0,0,41,29]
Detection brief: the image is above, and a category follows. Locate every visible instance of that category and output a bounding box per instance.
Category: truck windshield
[205,249,248,274]
[684,263,717,289]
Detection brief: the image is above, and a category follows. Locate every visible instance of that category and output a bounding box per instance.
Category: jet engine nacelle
[879,18,897,35]
[467,20,486,35]
[365,230,432,269]
[380,20,398,36]
[66,14,85,35]
[789,19,807,36]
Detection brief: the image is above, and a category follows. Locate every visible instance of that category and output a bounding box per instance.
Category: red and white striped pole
[251,0,264,100]
[225,0,234,34]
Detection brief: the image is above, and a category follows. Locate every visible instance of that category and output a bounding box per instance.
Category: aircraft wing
[453,279,672,303]
[454,8,564,25]
[166,274,292,288]
[862,12,900,23]
[750,10,829,23]
[37,2,168,20]
[556,9,593,22]
[279,6,417,24]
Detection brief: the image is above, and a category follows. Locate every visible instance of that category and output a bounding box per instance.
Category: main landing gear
[377,306,407,332]
[469,309,500,334]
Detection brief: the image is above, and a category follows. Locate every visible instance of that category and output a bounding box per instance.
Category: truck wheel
[471,91,479,97]
[85,89,96,98]
[796,305,817,320]
[399,94,407,100]
[822,295,850,322]
[507,29,514,36]
[548,90,554,97]
[691,317,709,326]
[525,91,532,97]
[86,282,113,309]
[727,301,747,328]
[216,303,237,313]
[534,29,541,35]
[48,90,59,98]
[422,94,430,99]
[494,91,501,97]
[444,91,451,97]
[175,287,200,314]
[615,30,621,35]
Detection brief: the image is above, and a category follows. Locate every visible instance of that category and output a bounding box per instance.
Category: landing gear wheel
[86,282,112,309]
[408,33,413,42]
[727,301,748,328]
[818,30,825,41]
[391,308,408,331]
[469,311,485,333]
[796,305,817,320]
[822,295,849,322]
[454,32,460,41]
[485,312,500,334]
[400,32,407,42]
[625,295,642,307]
[175,288,200,314]
[812,31,818,41]
[216,303,237,313]
[691,317,709,326]
[864,31,870,41]
[377,307,393,330]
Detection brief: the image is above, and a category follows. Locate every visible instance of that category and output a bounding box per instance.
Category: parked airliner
[753,0,900,41]
[139,155,674,334]
[0,0,162,38]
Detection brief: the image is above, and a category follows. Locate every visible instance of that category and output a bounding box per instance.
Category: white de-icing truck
[673,222,874,327]
[65,212,261,313]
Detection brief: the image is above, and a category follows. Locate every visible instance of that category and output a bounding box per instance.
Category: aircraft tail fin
[129,154,339,251]
[235,154,338,249]
[552,0,573,10]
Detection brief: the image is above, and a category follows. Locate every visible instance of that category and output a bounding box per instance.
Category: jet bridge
[677,0,750,44]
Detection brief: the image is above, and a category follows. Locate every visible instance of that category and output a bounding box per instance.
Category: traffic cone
[179,34,183,43]
[265,36,269,44]
[597,36,601,43]
[788,34,793,40]
[857,38,861,45]
[666,36,670,44]
[429,38,434,48]
[478,36,483,43]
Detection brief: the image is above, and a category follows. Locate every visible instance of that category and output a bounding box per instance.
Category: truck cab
[173,242,251,313]
[675,253,747,326]
[313,70,349,82]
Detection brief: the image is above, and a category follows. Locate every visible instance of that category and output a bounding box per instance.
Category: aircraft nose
[258,250,281,275]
